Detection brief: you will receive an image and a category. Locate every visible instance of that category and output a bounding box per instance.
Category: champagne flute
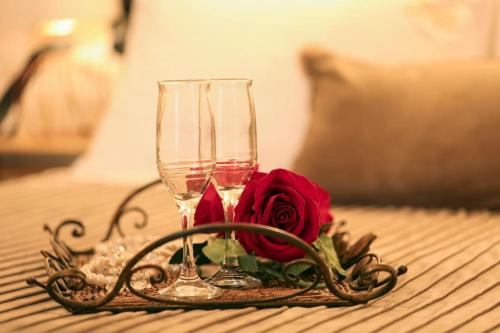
[156,79,221,298]
[207,78,261,289]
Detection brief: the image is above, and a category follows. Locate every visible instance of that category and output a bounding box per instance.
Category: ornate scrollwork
[53,220,86,240]
[45,269,118,309]
[282,258,320,287]
[129,264,167,286]
[348,253,380,291]
[28,222,406,312]
[27,178,406,312]
[112,206,149,237]
[40,180,162,256]
[43,220,93,256]
[102,179,162,241]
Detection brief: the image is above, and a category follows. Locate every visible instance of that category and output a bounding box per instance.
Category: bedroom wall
[0,0,498,183]
[74,0,499,183]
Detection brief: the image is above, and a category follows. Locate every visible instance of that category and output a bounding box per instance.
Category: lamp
[0,0,119,140]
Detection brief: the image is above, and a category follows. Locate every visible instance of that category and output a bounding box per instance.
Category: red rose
[195,169,333,262]
[235,169,332,261]
[195,183,225,226]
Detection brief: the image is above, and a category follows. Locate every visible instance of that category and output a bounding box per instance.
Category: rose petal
[267,185,306,235]
[272,202,297,228]
[233,172,266,222]
[314,182,334,224]
[194,183,224,226]
[252,170,294,214]
[297,200,321,243]
[261,194,284,227]
[254,184,306,233]
[256,233,306,261]
[250,171,267,182]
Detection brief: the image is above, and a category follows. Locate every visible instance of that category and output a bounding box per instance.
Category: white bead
[79,235,178,290]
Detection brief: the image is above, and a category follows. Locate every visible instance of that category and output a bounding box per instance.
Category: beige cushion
[294,48,500,208]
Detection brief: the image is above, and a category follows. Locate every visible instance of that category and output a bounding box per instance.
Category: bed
[1,171,499,332]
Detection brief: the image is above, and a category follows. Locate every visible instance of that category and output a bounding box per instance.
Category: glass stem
[177,199,198,280]
[221,191,239,268]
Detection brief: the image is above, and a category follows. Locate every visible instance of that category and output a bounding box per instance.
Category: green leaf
[313,232,346,276]
[285,262,312,276]
[169,247,183,264]
[260,265,285,280]
[169,241,208,264]
[195,250,211,265]
[202,237,247,265]
[320,223,334,233]
[238,254,259,273]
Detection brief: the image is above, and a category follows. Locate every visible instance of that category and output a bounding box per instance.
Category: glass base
[158,276,222,299]
[207,266,261,289]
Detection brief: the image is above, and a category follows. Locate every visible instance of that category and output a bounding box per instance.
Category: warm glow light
[41,18,76,37]
[73,44,108,62]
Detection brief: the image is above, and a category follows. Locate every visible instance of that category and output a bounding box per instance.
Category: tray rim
[25,179,406,313]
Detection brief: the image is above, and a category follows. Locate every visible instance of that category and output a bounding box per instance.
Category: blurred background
[1,0,499,208]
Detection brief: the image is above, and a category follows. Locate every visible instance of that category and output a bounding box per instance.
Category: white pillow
[74,0,493,183]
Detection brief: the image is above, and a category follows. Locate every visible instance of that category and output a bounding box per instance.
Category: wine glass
[207,78,261,289]
[156,79,221,298]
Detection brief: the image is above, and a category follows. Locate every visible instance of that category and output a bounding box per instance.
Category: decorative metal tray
[27,179,407,313]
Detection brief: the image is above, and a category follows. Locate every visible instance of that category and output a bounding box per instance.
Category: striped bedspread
[0,172,499,333]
